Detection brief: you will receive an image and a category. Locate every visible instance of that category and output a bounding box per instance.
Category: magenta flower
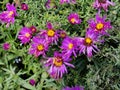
[29,79,35,86]
[29,26,37,33]
[88,14,112,35]
[18,27,32,44]
[57,30,67,39]
[63,85,84,90]
[21,3,29,11]
[45,0,56,9]
[3,43,10,50]
[60,0,70,4]
[93,0,115,11]
[0,3,17,27]
[29,36,49,57]
[61,37,78,59]
[77,29,99,57]
[40,22,59,44]
[45,51,74,79]
[68,13,81,24]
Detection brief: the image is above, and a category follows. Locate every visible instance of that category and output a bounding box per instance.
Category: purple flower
[88,14,112,35]
[93,0,115,11]
[21,3,29,11]
[57,30,67,39]
[77,29,99,57]
[29,79,35,86]
[3,43,10,50]
[45,0,56,9]
[29,36,49,57]
[0,3,17,27]
[63,85,84,90]
[61,37,78,59]
[29,26,37,33]
[45,51,74,79]
[68,13,81,24]
[18,27,32,44]
[60,0,76,4]
[40,22,59,44]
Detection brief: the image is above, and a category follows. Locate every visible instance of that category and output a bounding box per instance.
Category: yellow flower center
[37,44,44,51]
[70,18,75,23]
[84,37,92,46]
[47,29,55,37]
[96,23,104,30]
[25,33,30,38]
[53,57,63,67]
[68,43,73,49]
[8,11,14,17]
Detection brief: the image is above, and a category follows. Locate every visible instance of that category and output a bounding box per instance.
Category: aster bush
[0,0,120,90]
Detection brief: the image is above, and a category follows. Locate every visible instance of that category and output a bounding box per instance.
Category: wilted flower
[62,85,84,90]
[29,26,37,33]
[40,22,59,44]
[93,0,115,11]
[45,51,74,79]
[21,3,29,11]
[61,37,78,59]
[29,36,49,57]
[77,29,99,57]
[45,0,56,9]
[57,30,67,38]
[68,13,81,24]
[29,79,36,86]
[88,14,112,35]
[0,3,17,27]
[2,43,10,50]
[18,27,32,44]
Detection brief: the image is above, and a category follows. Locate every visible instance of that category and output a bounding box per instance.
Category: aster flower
[61,37,78,59]
[57,30,67,39]
[18,27,32,44]
[29,26,37,33]
[29,79,36,86]
[77,29,99,57]
[45,0,56,9]
[40,22,59,44]
[45,51,74,79]
[21,3,29,11]
[68,13,81,24]
[63,85,84,90]
[29,36,49,57]
[88,14,112,35]
[93,0,115,11]
[0,3,17,27]
[2,43,10,50]
[60,0,70,4]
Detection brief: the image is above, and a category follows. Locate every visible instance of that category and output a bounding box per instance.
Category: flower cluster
[1,0,115,89]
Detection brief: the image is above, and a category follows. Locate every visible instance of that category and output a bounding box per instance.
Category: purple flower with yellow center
[40,22,59,44]
[21,3,29,11]
[29,26,37,33]
[93,0,115,11]
[68,13,81,24]
[45,0,56,9]
[45,51,74,79]
[0,3,17,27]
[2,43,10,50]
[29,36,49,57]
[61,37,77,59]
[57,30,67,39]
[18,27,32,44]
[63,85,84,90]
[77,29,99,57]
[88,14,112,35]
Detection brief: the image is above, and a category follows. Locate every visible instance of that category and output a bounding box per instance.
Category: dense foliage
[0,0,120,90]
